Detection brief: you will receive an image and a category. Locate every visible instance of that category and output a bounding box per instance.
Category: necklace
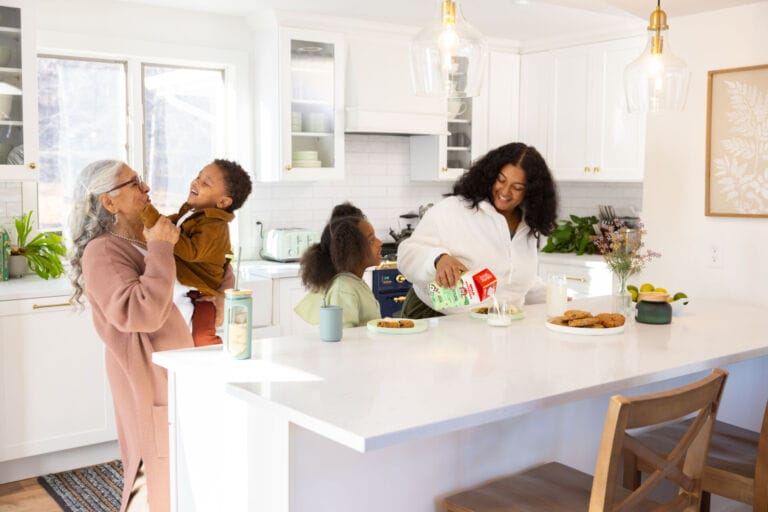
[108,230,147,248]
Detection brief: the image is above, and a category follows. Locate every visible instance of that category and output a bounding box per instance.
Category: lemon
[629,289,639,302]
[640,283,654,292]
[654,287,668,293]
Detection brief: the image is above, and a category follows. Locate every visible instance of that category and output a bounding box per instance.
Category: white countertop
[154,297,768,453]
[0,274,74,301]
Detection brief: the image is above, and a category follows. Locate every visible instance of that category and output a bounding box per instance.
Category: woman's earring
[113,214,118,225]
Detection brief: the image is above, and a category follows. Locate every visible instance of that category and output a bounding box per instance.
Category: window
[142,64,225,215]
[37,57,127,231]
[37,56,226,232]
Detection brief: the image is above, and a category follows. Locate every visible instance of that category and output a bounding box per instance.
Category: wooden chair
[443,368,728,512]
[623,398,768,511]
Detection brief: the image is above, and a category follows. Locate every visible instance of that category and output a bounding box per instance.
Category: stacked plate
[292,150,322,168]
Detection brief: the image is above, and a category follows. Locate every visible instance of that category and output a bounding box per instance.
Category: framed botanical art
[705,63,768,217]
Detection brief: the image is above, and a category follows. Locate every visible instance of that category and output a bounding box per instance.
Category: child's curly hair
[299,202,370,291]
[214,159,252,213]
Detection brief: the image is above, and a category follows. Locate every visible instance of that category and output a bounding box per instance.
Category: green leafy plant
[8,210,66,279]
[541,215,600,255]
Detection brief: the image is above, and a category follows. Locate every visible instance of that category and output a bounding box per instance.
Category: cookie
[377,320,400,328]
[596,313,625,328]
[568,316,601,327]
[563,310,592,321]
[398,319,415,328]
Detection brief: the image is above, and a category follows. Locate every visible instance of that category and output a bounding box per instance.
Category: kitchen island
[154,297,768,512]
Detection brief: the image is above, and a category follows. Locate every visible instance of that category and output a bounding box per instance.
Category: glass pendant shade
[624,3,690,113]
[410,0,488,98]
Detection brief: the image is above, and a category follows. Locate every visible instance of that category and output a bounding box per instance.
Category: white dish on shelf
[292,160,322,168]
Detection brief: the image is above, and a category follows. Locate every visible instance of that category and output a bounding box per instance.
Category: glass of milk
[546,273,567,318]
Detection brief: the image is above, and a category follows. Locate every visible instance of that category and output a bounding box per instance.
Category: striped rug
[38,459,123,512]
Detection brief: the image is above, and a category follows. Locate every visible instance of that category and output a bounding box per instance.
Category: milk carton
[429,268,497,310]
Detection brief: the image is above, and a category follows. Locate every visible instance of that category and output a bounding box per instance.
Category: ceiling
[120,0,764,41]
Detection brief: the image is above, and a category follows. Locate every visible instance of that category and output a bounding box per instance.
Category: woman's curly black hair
[299,202,371,291]
[451,142,558,237]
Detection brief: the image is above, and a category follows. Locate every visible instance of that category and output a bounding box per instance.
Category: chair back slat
[754,400,768,511]
[588,369,728,512]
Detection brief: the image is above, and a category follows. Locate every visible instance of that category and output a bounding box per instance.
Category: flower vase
[8,254,27,278]
[613,274,633,319]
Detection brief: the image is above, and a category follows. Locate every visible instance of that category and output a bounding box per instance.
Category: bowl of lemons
[627,283,688,316]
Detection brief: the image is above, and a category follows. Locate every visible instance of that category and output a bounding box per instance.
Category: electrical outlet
[708,244,722,268]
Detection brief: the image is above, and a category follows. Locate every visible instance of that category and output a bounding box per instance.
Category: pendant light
[624,0,690,113]
[410,0,488,98]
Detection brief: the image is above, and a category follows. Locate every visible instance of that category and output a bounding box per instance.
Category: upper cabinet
[0,1,38,180]
[520,37,646,182]
[254,27,344,182]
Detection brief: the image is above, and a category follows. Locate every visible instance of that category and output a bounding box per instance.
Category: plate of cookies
[546,310,626,336]
[367,318,428,334]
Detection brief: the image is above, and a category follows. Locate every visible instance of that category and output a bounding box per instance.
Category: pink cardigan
[82,234,192,512]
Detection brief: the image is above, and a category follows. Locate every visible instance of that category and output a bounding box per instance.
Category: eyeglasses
[107,175,144,194]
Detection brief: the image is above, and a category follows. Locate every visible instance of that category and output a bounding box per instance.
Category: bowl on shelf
[0,94,11,119]
[0,46,10,67]
[293,150,318,161]
[292,160,322,168]
[7,145,23,164]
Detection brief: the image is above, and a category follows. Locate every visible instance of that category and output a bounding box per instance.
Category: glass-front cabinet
[0,1,37,180]
[410,96,480,181]
[255,27,344,182]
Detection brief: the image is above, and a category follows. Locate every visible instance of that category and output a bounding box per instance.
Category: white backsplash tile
[0,135,643,257]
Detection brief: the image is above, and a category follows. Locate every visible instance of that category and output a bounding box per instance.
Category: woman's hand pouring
[434,254,468,288]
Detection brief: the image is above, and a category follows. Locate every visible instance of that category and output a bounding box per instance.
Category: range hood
[345,108,447,135]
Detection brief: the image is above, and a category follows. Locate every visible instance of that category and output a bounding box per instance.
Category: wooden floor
[0,477,63,512]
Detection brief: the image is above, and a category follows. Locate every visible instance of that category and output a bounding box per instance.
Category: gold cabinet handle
[565,276,587,283]
[29,162,37,170]
[593,166,600,173]
[285,164,292,171]
[441,166,448,172]
[584,166,590,173]
[32,302,73,310]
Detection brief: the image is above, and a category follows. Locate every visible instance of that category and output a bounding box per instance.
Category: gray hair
[68,160,126,306]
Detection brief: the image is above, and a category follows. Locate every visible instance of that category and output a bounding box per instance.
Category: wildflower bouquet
[593,223,660,313]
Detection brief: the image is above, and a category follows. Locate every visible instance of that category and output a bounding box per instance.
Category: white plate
[545,320,625,336]
[367,318,428,335]
[470,307,525,321]
[292,160,322,168]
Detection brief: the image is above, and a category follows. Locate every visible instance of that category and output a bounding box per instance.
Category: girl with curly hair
[295,202,383,328]
[398,142,558,318]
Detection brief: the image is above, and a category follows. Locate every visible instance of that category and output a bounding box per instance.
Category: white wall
[640,2,768,305]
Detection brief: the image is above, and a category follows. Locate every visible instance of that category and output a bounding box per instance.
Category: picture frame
[705,63,768,218]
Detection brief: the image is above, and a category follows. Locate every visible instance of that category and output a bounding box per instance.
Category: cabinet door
[519,51,552,159]
[486,50,520,151]
[409,134,455,181]
[592,37,646,181]
[0,297,116,461]
[547,45,596,180]
[278,28,345,181]
[275,277,316,336]
[0,1,38,180]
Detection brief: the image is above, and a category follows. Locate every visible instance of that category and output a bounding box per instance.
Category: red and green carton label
[429,268,497,310]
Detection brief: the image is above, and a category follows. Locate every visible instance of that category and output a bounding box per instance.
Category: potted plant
[4,210,66,279]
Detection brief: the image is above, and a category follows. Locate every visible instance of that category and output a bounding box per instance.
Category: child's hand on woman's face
[143,216,180,245]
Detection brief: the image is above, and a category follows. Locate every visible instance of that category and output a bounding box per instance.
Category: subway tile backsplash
[0,135,643,257]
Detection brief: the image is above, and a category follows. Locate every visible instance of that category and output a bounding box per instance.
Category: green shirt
[294,272,381,328]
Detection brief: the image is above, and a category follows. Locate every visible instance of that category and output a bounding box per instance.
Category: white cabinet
[538,253,615,299]
[0,1,38,180]
[410,94,487,181]
[0,295,116,461]
[272,276,315,336]
[520,37,646,182]
[254,27,345,182]
[344,32,446,135]
[486,50,520,150]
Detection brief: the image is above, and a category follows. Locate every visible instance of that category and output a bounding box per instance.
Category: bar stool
[443,369,728,512]
[623,399,768,511]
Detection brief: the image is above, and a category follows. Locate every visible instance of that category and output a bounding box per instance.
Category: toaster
[260,228,321,262]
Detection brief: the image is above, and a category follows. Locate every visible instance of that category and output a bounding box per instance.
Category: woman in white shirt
[398,142,558,318]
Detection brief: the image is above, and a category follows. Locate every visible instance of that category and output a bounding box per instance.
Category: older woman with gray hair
[69,160,232,512]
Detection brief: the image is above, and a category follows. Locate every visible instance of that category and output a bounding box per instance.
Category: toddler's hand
[143,216,179,245]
